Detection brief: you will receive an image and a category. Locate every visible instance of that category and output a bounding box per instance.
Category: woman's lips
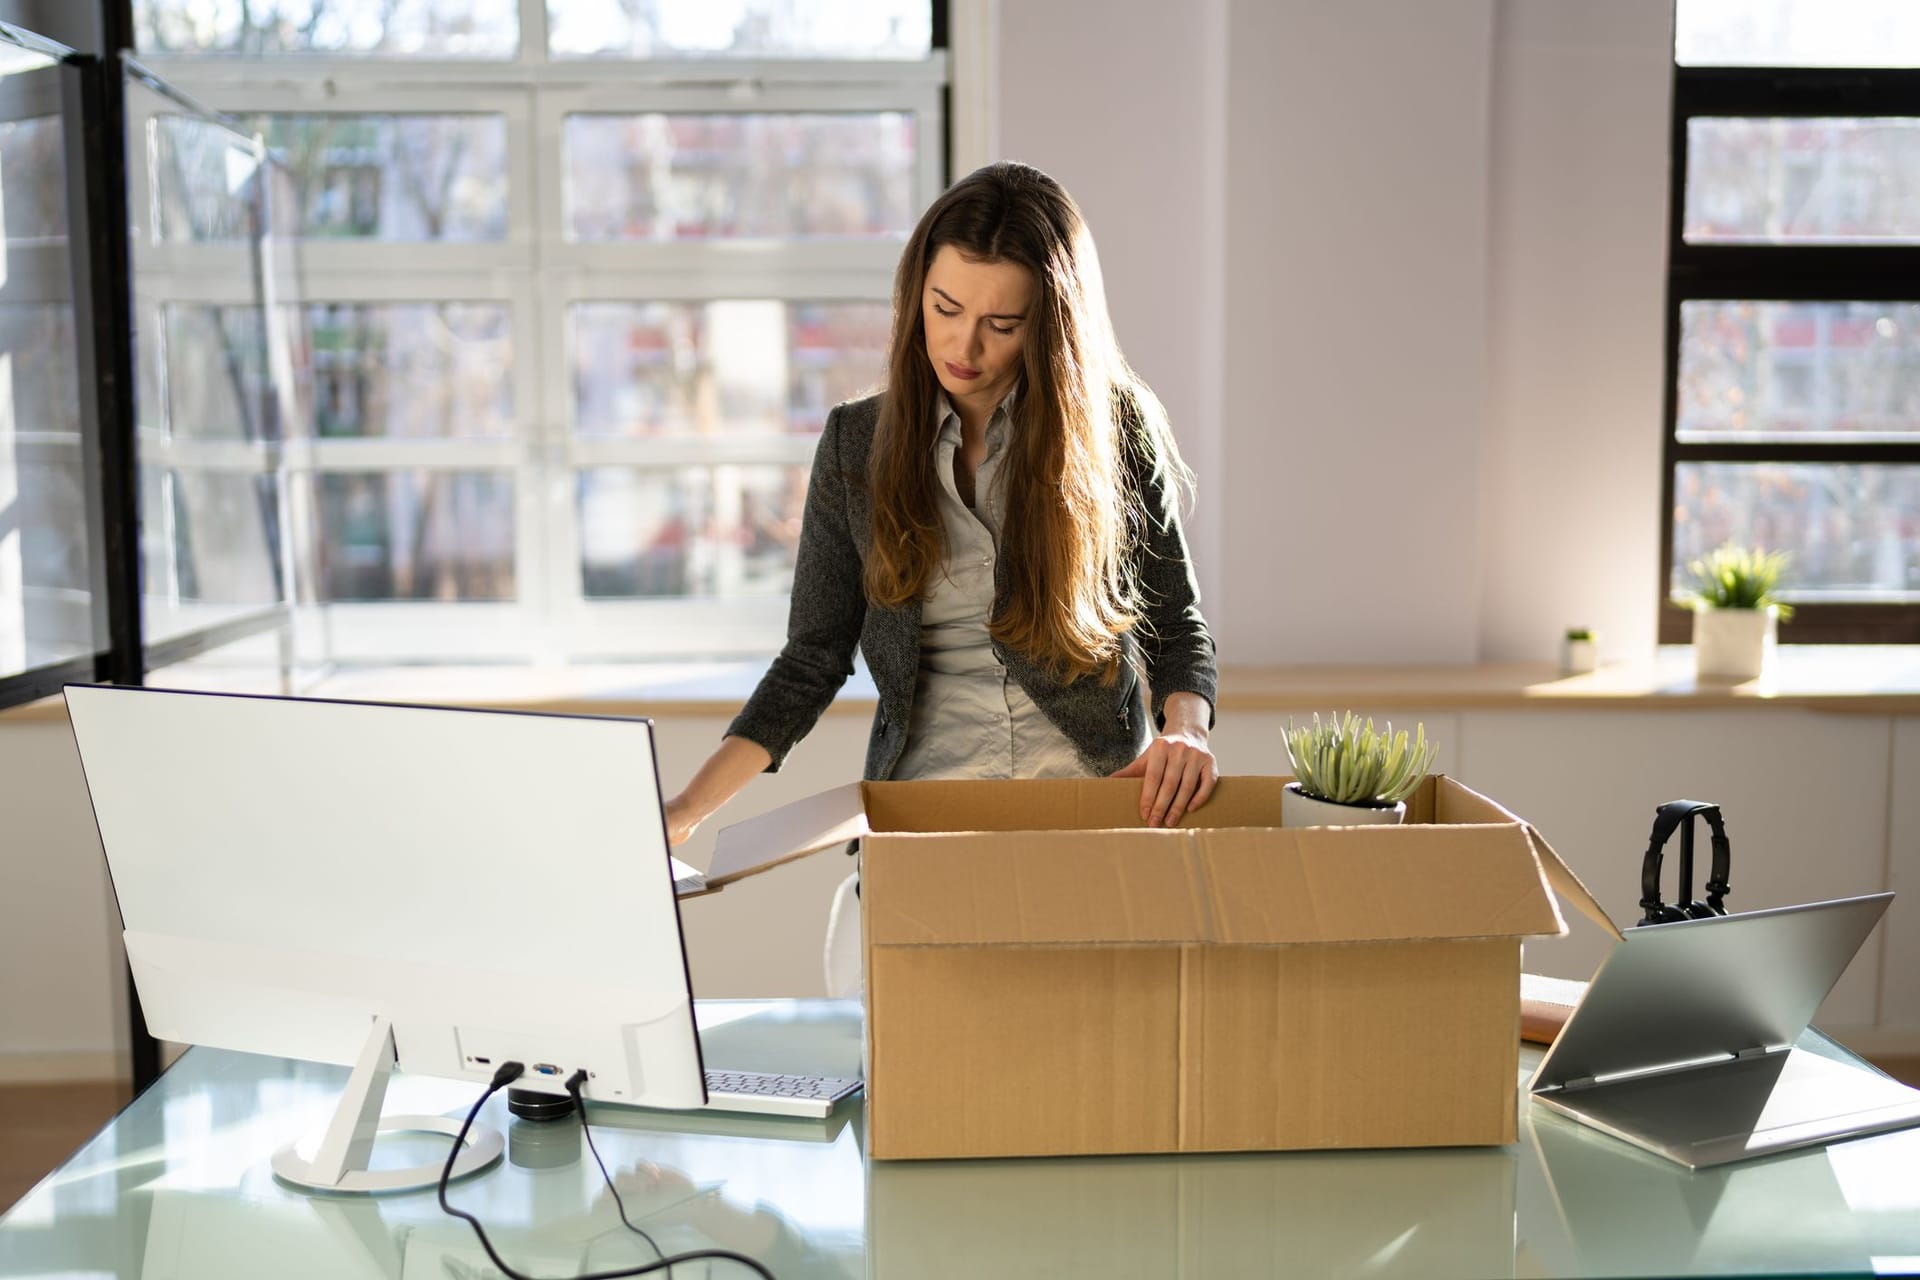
[944,362,981,380]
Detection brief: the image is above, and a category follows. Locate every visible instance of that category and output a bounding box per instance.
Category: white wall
[1480,1,1673,665]
[1222,0,1496,664]
[1001,0,1673,666]
[997,0,1230,625]
[0,720,127,1080]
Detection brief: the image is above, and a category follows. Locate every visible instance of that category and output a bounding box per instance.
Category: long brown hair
[864,162,1190,685]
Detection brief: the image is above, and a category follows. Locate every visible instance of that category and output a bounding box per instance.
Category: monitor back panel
[65,685,701,1103]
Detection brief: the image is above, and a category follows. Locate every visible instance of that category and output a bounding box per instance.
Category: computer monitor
[64,684,707,1194]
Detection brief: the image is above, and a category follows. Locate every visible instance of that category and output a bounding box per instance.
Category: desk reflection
[870,1145,1517,1279]
[1522,1106,1897,1277]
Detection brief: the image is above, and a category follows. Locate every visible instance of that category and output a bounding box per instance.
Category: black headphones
[1637,800,1733,927]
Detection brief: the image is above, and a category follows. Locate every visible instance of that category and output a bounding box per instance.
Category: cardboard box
[709,774,1606,1161]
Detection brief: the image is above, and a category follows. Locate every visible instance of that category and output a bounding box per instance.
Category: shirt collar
[933,384,1021,450]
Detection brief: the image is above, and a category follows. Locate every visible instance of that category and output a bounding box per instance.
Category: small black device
[1637,799,1733,926]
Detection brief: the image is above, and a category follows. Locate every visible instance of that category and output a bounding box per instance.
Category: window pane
[1679,302,1920,440]
[150,114,264,243]
[1685,118,1920,245]
[1,304,95,674]
[1677,0,1920,68]
[304,304,513,439]
[136,0,518,58]
[146,470,283,632]
[549,0,930,60]
[1673,463,1920,599]
[0,115,70,243]
[579,464,807,598]
[572,300,888,437]
[157,114,508,242]
[164,306,280,441]
[316,471,514,600]
[564,113,915,242]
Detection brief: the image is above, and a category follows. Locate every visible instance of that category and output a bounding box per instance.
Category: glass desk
[4,1000,1919,1279]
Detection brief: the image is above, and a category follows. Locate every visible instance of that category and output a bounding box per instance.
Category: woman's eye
[933,304,959,317]
[988,323,1015,336]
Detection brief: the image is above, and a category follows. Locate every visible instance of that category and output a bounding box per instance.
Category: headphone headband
[1638,800,1732,925]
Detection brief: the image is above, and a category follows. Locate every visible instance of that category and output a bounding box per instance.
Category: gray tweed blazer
[727,392,1218,780]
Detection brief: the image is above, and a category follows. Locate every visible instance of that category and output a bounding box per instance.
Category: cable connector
[490,1061,526,1089]
[564,1068,589,1099]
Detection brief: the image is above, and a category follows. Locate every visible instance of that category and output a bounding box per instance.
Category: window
[131,1,944,664]
[0,35,113,710]
[1664,1,1920,643]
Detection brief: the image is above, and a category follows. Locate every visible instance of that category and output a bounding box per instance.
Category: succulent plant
[1282,712,1438,807]
[1682,543,1795,620]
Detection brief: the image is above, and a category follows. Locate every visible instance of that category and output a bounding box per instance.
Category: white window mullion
[518,0,551,66]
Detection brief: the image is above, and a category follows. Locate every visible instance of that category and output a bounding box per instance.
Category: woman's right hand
[662,734,773,847]
[663,794,701,847]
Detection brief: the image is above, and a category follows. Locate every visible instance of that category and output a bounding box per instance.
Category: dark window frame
[1661,65,1920,645]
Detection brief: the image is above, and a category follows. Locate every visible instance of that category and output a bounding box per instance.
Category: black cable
[435,1062,778,1280]
[566,1070,667,1272]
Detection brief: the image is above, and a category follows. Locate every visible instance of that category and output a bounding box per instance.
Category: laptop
[1529,892,1920,1168]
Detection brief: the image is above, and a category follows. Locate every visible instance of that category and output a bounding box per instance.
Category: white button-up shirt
[891,391,1092,782]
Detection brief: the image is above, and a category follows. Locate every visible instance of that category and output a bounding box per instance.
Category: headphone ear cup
[1639,903,1690,926]
[1685,900,1718,920]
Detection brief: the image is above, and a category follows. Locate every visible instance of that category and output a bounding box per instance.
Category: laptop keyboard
[703,1069,862,1119]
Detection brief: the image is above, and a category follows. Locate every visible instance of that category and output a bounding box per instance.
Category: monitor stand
[271,1015,504,1194]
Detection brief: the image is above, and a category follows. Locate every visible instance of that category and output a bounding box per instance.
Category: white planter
[1692,606,1777,681]
[1281,782,1407,829]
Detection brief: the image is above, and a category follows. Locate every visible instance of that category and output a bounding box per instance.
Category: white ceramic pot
[1281,782,1407,829]
[1692,606,1776,681]
[1561,635,1598,675]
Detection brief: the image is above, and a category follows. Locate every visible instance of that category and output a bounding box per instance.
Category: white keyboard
[703,1069,862,1119]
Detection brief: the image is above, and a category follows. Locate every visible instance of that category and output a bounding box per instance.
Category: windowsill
[6,646,1920,724]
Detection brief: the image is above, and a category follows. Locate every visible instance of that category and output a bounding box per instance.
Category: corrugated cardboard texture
[860,776,1289,835]
[867,938,1521,1159]
[1180,939,1521,1151]
[868,945,1183,1159]
[863,825,1560,947]
[863,830,1210,946]
[717,774,1575,1160]
[1197,827,1563,944]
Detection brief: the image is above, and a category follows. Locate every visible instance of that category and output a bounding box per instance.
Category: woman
[665,161,1217,862]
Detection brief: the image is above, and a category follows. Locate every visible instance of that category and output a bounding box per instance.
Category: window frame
[130,35,946,663]
[1661,64,1920,645]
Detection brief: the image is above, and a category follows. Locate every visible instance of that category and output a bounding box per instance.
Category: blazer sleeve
[1128,421,1219,728]
[726,405,868,770]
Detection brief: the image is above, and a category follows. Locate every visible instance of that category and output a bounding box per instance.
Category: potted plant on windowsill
[1280,712,1439,828]
[1681,543,1793,681]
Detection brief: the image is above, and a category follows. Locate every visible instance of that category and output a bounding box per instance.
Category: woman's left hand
[1110,693,1217,827]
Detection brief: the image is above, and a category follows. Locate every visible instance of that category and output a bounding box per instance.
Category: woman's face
[922,244,1033,414]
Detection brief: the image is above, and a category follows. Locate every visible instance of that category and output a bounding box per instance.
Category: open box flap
[1200,824,1566,945]
[1434,776,1620,941]
[862,822,1566,948]
[705,782,869,888]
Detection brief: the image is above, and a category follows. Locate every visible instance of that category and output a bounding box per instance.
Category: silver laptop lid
[1531,893,1890,1094]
